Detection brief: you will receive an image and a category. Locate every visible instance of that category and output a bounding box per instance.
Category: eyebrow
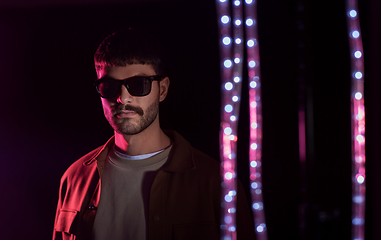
[102,73,150,79]
[100,75,156,81]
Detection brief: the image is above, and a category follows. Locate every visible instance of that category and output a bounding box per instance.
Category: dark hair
[94,28,166,75]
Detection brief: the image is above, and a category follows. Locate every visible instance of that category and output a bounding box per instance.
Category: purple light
[346,0,366,239]
[245,18,254,26]
[217,0,267,238]
[349,10,357,18]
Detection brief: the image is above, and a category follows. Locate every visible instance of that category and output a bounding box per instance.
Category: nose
[117,85,133,104]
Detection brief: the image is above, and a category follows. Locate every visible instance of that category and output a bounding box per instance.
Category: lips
[114,104,144,116]
[115,110,138,118]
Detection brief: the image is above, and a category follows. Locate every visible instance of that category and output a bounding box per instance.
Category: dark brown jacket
[53,131,255,240]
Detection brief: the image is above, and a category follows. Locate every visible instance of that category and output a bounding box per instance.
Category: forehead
[97,64,156,79]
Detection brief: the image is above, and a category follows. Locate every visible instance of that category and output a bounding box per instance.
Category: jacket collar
[83,130,196,173]
[83,136,115,166]
[162,130,196,172]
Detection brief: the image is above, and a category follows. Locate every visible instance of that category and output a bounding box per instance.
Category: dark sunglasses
[94,75,164,98]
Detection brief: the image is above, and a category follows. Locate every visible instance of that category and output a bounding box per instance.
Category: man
[53,28,255,240]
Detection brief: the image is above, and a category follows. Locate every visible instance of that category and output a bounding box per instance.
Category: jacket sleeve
[53,176,65,240]
[52,144,105,240]
[53,176,77,240]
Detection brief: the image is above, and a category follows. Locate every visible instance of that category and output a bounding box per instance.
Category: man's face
[97,64,167,135]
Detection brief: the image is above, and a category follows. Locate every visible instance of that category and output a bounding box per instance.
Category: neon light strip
[346,1,366,239]
[216,0,267,239]
[244,0,267,238]
[216,0,239,239]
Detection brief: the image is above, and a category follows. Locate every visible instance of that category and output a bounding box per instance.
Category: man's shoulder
[189,147,221,180]
[192,147,219,168]
[165,130,220,172]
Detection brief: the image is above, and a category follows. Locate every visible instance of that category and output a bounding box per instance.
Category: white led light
[256,225,264,232]
[234,57,241,63]
[251,122,258,129]
[247,39,255,47]
[224,60,233,68]
[356,114,363,120]
[235,38,242,44]
[225,104,233,113]
[224,194,233,202]
[228,208,236,213]
[229,226,236,232]
[356,134,365,144]
[246,18,254,26]
[219,0,227,2]
[352,217,364,225]
[229,190,237,196]
[251,182,258,189]
[355,71,363,79]
[224,127,232,135]
[251,143,257,150]
[353,196,364,203]
[352,30,360,38]
[229,135,235,141]
[232,96,239,102]
[234,76,241,83]
[349,10,357,18]
[253,202,263,210]
[222,37,231,45]
[255,189,262,194]
[250,81,257,88]
[355,155,364,163]
[356,175,365,184]
[355,92,362,100]
[250,101,257,108]
[235,19,242,26]
[354,50,362,58]
[225,82,233,90]
[224,172,233,180]
[250,161,257,168]
[221,15,230,24]
[249,60,256,68]
[224,216,232,224]
[245,0,253,4]
[230,115,237,121]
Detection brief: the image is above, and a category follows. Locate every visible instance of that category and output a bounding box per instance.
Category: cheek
[101,99,113,113]
[150,84,161,101]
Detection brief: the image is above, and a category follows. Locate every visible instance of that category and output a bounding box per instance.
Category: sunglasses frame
[94,75,164,98]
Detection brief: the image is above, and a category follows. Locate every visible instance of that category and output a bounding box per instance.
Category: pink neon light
[298,110,307,162]
[245,0,267,238]
[346,0,366,239]
[216,0,239,239]
[217,0,267,239]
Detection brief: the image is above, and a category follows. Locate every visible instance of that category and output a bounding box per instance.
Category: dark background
[0,0,380,239]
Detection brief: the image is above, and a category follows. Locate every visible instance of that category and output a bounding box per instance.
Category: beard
[106,100,159,136]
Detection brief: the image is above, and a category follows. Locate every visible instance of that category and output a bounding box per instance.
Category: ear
[159,77,170,102]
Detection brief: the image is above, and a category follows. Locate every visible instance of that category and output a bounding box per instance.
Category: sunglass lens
[98,80,120,98]
[127,78,151,96]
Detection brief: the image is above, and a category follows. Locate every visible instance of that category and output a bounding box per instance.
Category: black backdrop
[0,0,380,240]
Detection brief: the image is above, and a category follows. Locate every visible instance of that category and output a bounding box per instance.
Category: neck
[114,119,171,156]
